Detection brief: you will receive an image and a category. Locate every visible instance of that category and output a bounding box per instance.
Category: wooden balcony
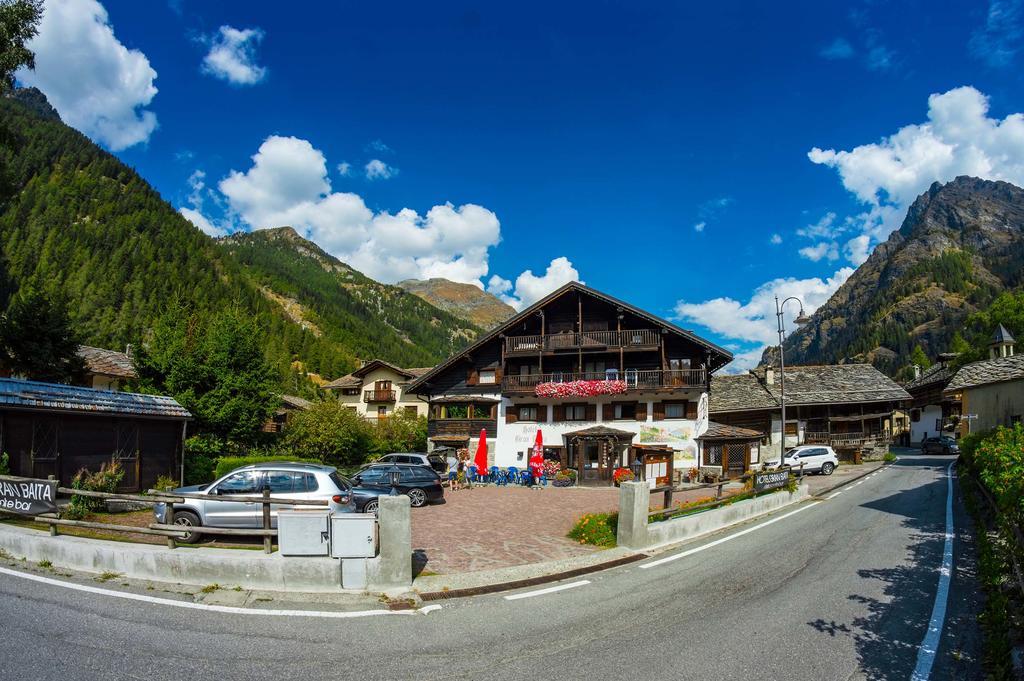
[803,431,890,448]
[504,329,661,356]
[363,389,396,403]
[502,368,706,394]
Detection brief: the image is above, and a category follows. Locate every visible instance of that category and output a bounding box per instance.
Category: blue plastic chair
[489,466,500,485]
[507,466,519,485]
[468,465,477,485]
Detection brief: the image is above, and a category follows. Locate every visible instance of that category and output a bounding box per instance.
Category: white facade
[329,365,429,419]
[910,404,943,444]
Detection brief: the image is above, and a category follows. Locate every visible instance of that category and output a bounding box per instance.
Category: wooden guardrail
[647,463,804,521]
[0,475,327,554]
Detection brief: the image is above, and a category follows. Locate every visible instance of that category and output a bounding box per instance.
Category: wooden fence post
[165,501,176,550]
[262,489,272,554]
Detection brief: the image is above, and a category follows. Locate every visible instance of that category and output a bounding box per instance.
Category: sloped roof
[709,374,778,413]
[0,378,190,419]
[903,361,956,393]
[322,361,435,390]
[408,281,733,393]
[697,421,764,440]
[563,425,637,438]
[78,345,136,379]
[991,324,1016,345]
[322,373,361,389]
[758,364,910,406]
[945,354,1024,393]
[278,394,313,410]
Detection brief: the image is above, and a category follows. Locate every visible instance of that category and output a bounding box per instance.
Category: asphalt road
[0,453,982,681]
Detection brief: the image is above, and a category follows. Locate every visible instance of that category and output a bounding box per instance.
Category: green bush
[153,475,177,492]
[568,512,618,547]
[183,434,222,485]
[66,458,124,517]
[0,451,9,476]
[883,451,897,463]
[971,424,1024,523]
[214,455,323,480]
[282,400,375,467]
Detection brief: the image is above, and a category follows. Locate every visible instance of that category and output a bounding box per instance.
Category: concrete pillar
[616,481,651,550]
[375,495,412,588]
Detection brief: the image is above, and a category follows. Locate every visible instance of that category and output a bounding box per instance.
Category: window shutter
[553,405,565,422]
[586,404,597,421]
[635,402,647,421]
[653,401,665,421]
[603,404,614,421]
[506,406,518,423]
[685,400,697,419]
[467,369,479,386]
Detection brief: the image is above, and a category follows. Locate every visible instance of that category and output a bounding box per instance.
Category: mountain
[398,277,515,329]
[775,176,1024,373]
[219,228,480,366]
[0,90,474,384]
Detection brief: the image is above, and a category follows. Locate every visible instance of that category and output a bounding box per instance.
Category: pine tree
[0,285,85,382]
[909,344,931,371]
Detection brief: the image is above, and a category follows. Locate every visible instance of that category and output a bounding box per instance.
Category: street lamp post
[775,296,811,467]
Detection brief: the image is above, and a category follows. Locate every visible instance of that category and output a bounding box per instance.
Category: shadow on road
[806,456,982,680]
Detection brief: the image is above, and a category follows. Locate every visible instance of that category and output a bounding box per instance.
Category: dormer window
[479,369,497,384]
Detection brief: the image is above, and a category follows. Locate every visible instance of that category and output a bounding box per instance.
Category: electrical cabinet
[330,513,378,558]
[278,510,331,556]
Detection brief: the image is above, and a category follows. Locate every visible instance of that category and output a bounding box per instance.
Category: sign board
[0,475,58,515]
[753,470,788,493]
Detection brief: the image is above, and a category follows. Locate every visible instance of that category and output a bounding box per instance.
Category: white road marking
[0,566,441,619]
[911,461,956,681]
[503,580,590,600]
[826,491,843,500]
[639,503,817,569]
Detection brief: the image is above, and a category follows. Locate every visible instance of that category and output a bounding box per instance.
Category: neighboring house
[262,394,313,433]
[406,282,733,485]
[711,364,910,461]
[77,345,137,390]
[903,353,961,444]
[323,360,432,419]
[945,352,1024,437]
[0,378,190,491]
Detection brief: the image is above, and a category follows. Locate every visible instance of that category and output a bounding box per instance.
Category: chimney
[912,364,921,380]
[764,366,775,385]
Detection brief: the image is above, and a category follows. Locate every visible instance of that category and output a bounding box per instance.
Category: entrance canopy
[563,425,636,440]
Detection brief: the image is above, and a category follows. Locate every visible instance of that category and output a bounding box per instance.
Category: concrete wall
[962,379,1024,435]
[616,479,810,550]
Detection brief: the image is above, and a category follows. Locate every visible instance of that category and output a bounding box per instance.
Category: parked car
[370,452,448,474]
[779,445,839,475]
[154,462,355,543]
[350,463,445,512]
[921,436,960,455]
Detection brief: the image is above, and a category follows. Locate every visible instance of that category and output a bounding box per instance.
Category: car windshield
[329,472,352,490]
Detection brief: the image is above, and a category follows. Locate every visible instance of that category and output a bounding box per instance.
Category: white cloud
[366,139,393,154]
[809,85,1024,244]
[844,234,872,265]
[798,241,839,262]
[820,38,854,60]
[693,221,706,232]
[365,159,397,180]
[201,25,267,86]
[970,0,1023,67]
[489,257,582,311]
[796,212,838,239]
[16,0,158,150]
[674,268,854,373]
[178,169,228,237]
[770,233,783,245]
[337,162,352,176]
[208,134,502,284]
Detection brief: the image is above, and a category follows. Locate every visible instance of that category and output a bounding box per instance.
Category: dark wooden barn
[0,378,191,492]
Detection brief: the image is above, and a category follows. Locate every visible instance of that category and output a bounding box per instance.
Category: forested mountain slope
[775,177,1024,373]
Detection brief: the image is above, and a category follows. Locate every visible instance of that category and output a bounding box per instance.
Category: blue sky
[15,0,1024,370]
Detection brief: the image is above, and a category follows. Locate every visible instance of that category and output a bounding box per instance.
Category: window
[31,419,58,461]
[519,405,539,421]
[377,406,388,417]
[442,404,468,419]
[473,404,493,419]
[705,444,723,465]
[614,403,636,420]
[375,380,392,391]
[356,468,390,486]
[664,402,686,419]
[216,471,262,495]
[342,388,360,396]
[565,404,587,421]
[478,369,497,384]
[264,471,311,494]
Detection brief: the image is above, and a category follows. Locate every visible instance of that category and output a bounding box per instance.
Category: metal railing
[502,368,706,392]
[804,431,887,446]
[504,329,661,354]
[363,389,396,402]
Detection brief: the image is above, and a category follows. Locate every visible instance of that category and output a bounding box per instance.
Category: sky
[14,0,1024,371]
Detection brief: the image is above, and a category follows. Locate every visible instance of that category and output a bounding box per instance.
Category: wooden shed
[0,378,191,491]
[696,421,764,479]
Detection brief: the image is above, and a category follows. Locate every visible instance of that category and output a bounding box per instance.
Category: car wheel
[172,510,202,544]
[407,488,427,507]
[363,500,379,514]
[821,462,835,476]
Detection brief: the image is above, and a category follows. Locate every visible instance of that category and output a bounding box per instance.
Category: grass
[200,583,221,594]
[37,559,52,569]
[567,512,618,547]
[95,571,122,582]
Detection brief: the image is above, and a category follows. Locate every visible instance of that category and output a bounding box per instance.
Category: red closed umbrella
[529,428,544,479]
[473,429,489,475]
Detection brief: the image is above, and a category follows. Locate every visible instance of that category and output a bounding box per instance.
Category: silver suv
[154,462,355,543]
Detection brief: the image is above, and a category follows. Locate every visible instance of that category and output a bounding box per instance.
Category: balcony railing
[803,431,890,447]
[502,368,706,393]
[504,329,661,355]
[363,389,396,403]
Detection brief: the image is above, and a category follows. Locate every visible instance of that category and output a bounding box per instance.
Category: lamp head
[793,309,811,325]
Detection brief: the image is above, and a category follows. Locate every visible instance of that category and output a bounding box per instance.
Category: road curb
[811,458,897,499]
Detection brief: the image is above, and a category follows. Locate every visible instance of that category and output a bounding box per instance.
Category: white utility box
[278,510,331,556]
[330,513,378,558]
[341,558,368,589]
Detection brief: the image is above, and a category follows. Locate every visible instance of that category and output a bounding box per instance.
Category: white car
[779,445,839,475]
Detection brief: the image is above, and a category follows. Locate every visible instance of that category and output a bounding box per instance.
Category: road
[0,453,982,680]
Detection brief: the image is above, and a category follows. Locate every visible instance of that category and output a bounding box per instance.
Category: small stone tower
[989,324,1016,359]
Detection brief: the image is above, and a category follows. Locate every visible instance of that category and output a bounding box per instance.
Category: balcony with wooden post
[503,328,661,356]
[363,389,397,403]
